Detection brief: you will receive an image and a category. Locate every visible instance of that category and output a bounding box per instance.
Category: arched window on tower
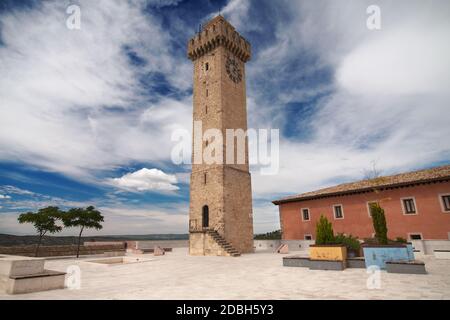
[202,205,209,228]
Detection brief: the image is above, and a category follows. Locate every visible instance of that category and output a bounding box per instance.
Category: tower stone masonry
[187,15,254,256]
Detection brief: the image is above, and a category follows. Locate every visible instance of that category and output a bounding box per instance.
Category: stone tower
[187,16,254,256]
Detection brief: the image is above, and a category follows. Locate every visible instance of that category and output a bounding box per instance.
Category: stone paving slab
[0,248,449,300]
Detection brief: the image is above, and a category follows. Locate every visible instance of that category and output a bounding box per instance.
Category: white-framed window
[401,197,418,215]
[408,233,423,240]
[304,234,313,240]
[367,201,379,218]
[439,193,450,213]
[333,204,344,219]
[301,208,310,221]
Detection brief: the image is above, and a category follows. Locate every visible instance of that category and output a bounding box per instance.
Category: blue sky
[0,0,449,235]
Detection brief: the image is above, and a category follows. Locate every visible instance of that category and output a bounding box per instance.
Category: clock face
[225,57,242,84]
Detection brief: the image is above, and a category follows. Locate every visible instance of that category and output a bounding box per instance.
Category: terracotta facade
[278,182,450,240]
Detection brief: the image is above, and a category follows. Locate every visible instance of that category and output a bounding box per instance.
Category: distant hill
[254,230,282,240]
[0,233,189,247]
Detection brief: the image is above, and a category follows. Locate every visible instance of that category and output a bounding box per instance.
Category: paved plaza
[1,248,449,300]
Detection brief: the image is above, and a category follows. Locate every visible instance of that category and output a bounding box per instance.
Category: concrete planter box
[309,245,347,261]
[362,244,414,269]
[386,260,427,275]
[282,255,310,268]
[405,243,414,260]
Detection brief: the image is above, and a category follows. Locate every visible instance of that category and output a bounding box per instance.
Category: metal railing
[189,219,224,234]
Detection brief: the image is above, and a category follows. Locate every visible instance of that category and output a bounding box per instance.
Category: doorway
[202,205,209,228]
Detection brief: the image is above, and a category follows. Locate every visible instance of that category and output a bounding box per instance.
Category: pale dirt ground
[1,248,449,300]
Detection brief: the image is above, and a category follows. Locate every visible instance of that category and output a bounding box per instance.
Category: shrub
[395,237,407,244]
[369,203,388,245]
[315,215,334,245]
[334,233,361,251]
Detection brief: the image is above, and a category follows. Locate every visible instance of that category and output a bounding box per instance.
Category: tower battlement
[187,15,251,62]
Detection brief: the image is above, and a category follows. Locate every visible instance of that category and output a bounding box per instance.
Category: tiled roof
[272,165,450,205]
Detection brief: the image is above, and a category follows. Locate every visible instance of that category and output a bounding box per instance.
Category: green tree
[369,203,388,244]
[315,215,335,245]
[62,206,104,258]
[18,206,63,257]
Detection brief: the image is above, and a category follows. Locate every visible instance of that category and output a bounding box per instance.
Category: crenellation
[187,16,251,63]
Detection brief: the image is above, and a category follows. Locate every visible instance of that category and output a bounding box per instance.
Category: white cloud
[215,0,255,32]
[0,195,11,199]
[238,0,450,201]
[0,186,35,196]
[337,25,450,95]
[110,168,179,192]
[0,0,191,182]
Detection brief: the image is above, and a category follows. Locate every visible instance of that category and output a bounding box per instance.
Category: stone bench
[434,250,450,260]
[282,255,310,268]
[346,257,366,268]
[309,259,346,271]
[282,255,346,270]
[0,255,66,294]
[128,247,173,254]
[386,260,427,274]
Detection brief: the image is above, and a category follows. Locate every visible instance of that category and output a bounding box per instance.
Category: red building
[273,165,450,241]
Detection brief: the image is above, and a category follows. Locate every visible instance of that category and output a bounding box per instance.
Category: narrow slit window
[402,198,416,214]
[204,173,207,184]
[334,205,344,219]
[441,195,450,212]
[205,63,209,71]
[206,89,208,97]
[205,105,208,114]
[302,208,310,221]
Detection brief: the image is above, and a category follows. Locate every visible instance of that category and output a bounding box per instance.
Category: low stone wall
[0,244,125,257]
[253,240,314,252]
[411,240,450,255]
[83,241,125,246]
[133,240,189,250]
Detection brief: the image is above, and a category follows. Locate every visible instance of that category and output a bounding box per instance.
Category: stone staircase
[207,230,241,257]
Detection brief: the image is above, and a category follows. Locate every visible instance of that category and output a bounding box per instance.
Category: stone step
[208,231,241,257]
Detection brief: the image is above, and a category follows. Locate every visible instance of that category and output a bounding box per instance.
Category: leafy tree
[18,206,63,257]
[369,203,388,244]
[62,206,104,258]
[315,215,335,245]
